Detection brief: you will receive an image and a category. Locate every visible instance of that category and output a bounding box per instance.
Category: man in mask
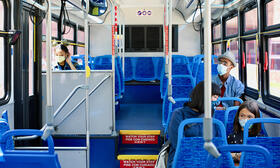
[212,51,244,108]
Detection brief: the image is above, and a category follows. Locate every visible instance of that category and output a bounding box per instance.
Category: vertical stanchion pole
[84,1,90,168]
[203,0,220,158]
[45,0,53,131]
[111,4,117,135]
[167,0,173,99]
[122,23,125,77]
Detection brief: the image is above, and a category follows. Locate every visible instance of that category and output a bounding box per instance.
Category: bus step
[119,130,161,145]
[118,155,158,168]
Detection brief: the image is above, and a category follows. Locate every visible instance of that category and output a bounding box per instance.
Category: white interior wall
[89,7,200,57]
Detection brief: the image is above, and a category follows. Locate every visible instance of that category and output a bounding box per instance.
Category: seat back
[135,57,156,81]
[206,145,272,168]
[0,129,61,168]
[1,110,8,123]
[0,119,13,150]
[160,75,195,98]
[243,118,280,167]
[162,86,193,128]
[164,98,190,134]
[124,57,134,81]
[92,55,123,100]
[172,118,227,168]
[152,57,164,80]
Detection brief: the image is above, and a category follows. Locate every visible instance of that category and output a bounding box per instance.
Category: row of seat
[173,118,280,168]
[163,97,268,137]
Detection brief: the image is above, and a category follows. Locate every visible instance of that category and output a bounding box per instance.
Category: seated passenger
[212,51,244,108]
[54,44,77,70]
[227,100,263,162]
[167,81,221,168]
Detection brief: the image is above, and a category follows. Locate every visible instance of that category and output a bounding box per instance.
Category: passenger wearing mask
[54,44,77,70]
[167,81,221,168]
[227,100,263,162]
[213,51,244,108]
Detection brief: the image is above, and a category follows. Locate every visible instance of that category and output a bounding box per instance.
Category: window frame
[264,0,280,31]
[242,3,258,35]
[212,21,222,41]
[125,25,178,52]
[223,11,239,39]
[0,0,11,105]
[262,34,280,109]
[242,37,259,99]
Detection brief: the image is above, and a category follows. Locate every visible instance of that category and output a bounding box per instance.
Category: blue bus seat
[0,119,13,150]
[243,118,280,168]
[160,75,195,99]
[206,145,272,168]
[116,56,124,93]
[1,111,8,123]
[92,55,123,100]
[162,86,193,128]
[124,57,134,81]
[152,57,164,80]
[71,54,94,70]
[172,118,229,168]
[0,129,61,168]
[134,57,156,81]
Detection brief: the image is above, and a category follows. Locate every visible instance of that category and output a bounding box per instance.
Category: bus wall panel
[42,71,113,135]
[90,24,200,57]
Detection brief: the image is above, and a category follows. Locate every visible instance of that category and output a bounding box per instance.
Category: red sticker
[122,135,158,144]
[120,160,156,168]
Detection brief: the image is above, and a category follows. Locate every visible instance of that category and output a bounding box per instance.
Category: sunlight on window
[268,37,280,97]
[245,40,258,90]
[229,40,239,80]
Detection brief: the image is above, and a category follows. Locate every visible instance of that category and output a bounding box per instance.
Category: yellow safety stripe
[117,155,158,160]
[119,130,160,135]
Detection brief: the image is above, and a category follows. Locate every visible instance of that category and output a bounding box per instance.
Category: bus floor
[116,84,164,131]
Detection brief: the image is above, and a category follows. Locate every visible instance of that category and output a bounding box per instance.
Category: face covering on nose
[56,56,66,63]
[239,119,253,129]
[217,64,228,76]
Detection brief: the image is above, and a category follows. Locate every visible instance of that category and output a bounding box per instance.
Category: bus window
[229,40,239,79]
[62,25,74,41]
[268,37,280,97]
[0,38,4,98]
[42,19,58,71]
[225,16,238,37]
[244,8,257,32]
[77,29,85,55]
[42,19,58,37]
[213,24,221,40]
[29,18,34,96]
[78,29,85,43]
[77,46,85,55]
[213,43,222,57]
[266,0,280,27]
[245,40,258,90]
[0,2,4,98]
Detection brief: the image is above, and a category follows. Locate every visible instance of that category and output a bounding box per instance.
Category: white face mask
[56,56,66,63]
[217,64,228,76]
[239,119,253,129]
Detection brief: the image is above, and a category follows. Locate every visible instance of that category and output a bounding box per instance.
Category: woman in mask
[167,81,221,168]
[227,100,263,162]
[54,44,77,70]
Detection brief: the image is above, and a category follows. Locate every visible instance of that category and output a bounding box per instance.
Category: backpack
[155,141,170,168]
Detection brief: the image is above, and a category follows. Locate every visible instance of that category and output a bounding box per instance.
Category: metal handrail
[14,75,111,141]
[55,75,111,127]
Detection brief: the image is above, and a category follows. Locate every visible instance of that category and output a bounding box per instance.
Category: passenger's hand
[66,55,71,64]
